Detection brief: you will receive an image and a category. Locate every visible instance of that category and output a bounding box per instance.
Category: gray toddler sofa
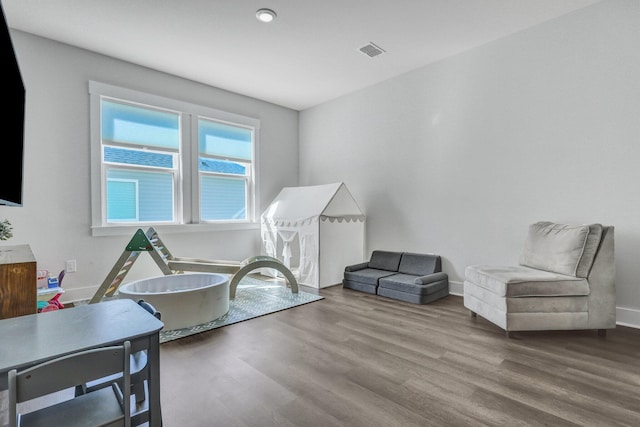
[464,221,615,337]
[343,250,449,304]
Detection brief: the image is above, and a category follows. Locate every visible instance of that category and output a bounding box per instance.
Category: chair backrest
[137,299,161,320]
[8,341,131,426]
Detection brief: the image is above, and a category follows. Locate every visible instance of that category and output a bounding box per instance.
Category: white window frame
[89,81,260,237]
[194,116,256,224]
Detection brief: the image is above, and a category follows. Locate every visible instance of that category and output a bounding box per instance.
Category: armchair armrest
[414,272,448,285]
[345,262,369,272]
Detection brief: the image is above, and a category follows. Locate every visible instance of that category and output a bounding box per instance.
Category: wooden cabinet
[0,244,36,319]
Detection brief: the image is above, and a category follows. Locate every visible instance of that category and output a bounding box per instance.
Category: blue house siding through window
[105,146,173,168]
[107,169,173,222]
[105,149,247,222]
[200,175,246,220]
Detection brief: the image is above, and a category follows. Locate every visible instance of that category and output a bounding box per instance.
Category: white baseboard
[60,285,98,303]
[448,280,463,296]
[616,306,640,329]
[450,280,640,329]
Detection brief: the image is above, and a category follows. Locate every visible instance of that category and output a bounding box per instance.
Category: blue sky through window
[102,100,179,149]
[199,119,252,161]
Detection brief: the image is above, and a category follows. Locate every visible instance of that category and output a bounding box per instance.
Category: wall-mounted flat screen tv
[0,3,25,207]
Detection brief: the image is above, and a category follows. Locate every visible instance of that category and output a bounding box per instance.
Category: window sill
[91,222,260,237]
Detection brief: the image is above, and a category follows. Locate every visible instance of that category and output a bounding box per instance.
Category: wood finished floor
[2,284,640,426]
[158,285,640,427]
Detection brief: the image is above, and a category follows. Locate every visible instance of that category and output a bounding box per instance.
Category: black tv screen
[0,3,25,207]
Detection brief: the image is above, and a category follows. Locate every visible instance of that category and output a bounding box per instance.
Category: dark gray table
[0,298,164,426]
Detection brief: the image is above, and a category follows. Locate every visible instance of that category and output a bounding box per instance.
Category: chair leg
[506,331,513,339]
[597,329,607,337]
[469,310,477,318]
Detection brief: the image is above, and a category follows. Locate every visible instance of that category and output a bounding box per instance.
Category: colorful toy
[37,270,65,312]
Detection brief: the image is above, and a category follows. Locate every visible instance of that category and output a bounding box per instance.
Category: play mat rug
[158,275,323,343]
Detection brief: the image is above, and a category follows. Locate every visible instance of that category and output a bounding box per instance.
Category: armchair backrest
[517,221,615,328]
[519,221,603,278]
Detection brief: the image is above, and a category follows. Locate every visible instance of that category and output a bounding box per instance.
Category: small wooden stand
[0,244,37,318]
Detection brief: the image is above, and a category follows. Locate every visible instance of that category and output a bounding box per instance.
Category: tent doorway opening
[275,228,300,277]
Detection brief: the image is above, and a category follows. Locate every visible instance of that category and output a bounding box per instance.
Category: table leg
[147,332,162,426]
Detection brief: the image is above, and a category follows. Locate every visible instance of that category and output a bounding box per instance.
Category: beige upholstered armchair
[464,222,615,337]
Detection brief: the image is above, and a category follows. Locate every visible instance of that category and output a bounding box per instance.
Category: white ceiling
[3,0,602,111]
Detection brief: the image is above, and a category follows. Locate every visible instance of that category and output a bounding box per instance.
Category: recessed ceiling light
[256,8,277,23]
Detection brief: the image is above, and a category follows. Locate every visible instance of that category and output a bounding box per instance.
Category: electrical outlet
[65,259,77,273]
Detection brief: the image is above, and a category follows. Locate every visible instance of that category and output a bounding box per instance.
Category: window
[90,82,259,236]
[198,119,253,221]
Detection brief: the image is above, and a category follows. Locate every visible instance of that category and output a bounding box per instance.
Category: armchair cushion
[465,265,589,298]
[465,283,588,313]
[519,221,602,277]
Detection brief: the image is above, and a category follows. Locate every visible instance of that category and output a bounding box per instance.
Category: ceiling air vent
[359,42,385,58]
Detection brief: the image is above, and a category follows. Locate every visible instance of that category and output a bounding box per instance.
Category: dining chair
[8,341,131,427]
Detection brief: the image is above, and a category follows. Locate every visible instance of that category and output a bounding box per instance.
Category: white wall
[299,0,640,326]
[0,31,299,302]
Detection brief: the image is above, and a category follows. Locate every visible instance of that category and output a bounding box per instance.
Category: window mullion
[188,113,199,224]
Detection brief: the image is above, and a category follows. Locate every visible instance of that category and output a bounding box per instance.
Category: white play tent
[261,182,365,288]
